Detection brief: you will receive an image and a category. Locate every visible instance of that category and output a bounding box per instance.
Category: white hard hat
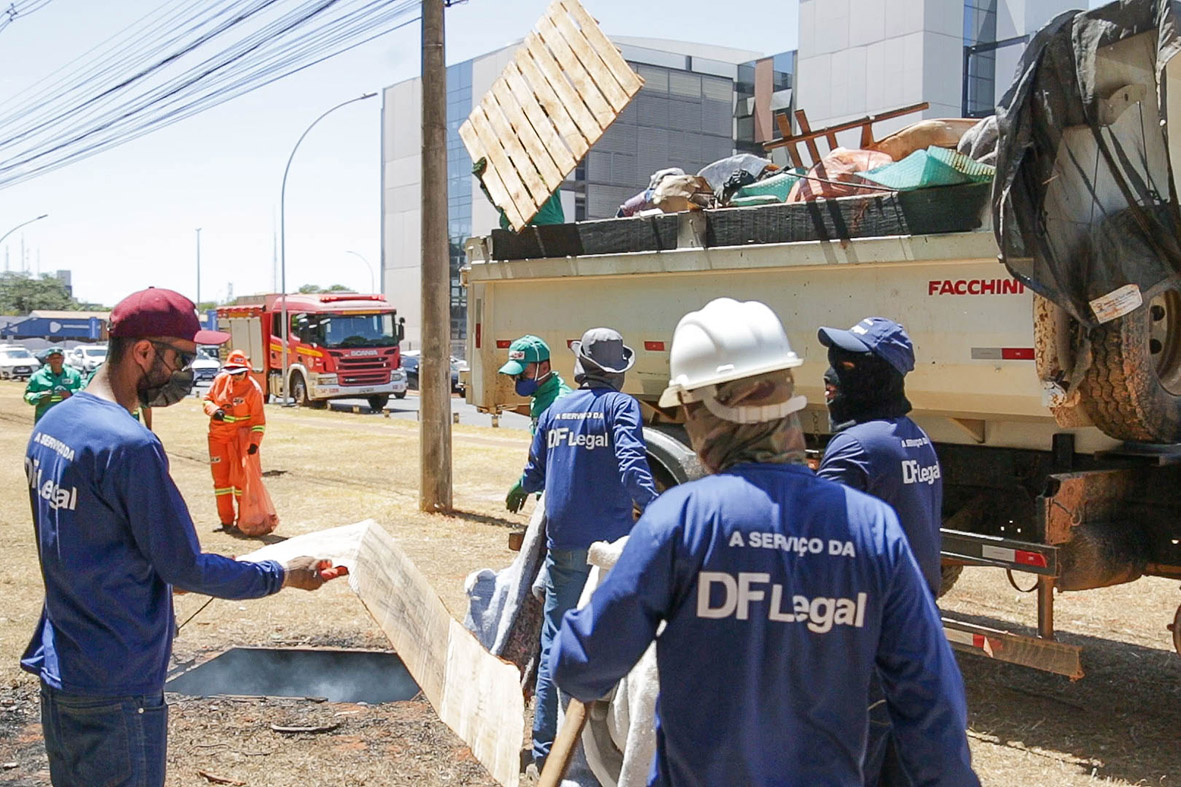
[659,298,806,423]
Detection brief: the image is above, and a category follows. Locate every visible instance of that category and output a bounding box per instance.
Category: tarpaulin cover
[994,0,1181,325]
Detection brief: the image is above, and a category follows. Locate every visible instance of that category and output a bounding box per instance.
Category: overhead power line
[0,0,421,190]
[0,0,54,36]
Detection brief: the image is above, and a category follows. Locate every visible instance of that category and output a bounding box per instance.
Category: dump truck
[462,2,1181,680]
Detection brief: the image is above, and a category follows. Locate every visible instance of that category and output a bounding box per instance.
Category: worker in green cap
[499,335,570,511]
[24,347,85,424]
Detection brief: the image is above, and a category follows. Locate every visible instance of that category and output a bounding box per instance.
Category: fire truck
[216,292,407,411]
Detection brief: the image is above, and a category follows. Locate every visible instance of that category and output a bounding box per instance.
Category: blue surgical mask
[515,377,539,397]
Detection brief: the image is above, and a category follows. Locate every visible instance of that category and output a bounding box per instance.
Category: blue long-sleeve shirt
[817,417,943,596]
[521,387,658,550]
[22,393,286,696]
[552,463,977,787]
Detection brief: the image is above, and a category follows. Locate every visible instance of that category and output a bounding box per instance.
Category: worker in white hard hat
[513,326,659,774]
[551,298,978,786]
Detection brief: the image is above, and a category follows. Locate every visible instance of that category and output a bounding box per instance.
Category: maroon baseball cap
[108,287,230,344]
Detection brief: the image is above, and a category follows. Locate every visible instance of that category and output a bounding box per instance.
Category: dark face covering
[137,349,195,408]
[825,347,911,431]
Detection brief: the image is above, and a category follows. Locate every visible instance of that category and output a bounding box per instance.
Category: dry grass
[0,381,1179,785]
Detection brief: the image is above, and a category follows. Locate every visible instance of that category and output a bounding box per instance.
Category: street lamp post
[345,250,376,293]
[0,213,48,248]
[279,92,377,406]
[195,227,202,313]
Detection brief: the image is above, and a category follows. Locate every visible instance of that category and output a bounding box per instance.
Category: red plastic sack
[235,431,278,536]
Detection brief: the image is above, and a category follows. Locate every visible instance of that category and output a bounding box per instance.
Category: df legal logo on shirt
[25,458,78,511]
[902,459,941,486]
[547,427,608,450]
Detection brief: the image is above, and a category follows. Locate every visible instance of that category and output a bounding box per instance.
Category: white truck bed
[464,226,1116,453]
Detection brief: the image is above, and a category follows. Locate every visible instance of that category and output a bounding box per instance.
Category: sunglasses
[149,341,196,371]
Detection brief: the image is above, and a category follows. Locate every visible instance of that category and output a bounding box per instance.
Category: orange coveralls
[204,372,266,526]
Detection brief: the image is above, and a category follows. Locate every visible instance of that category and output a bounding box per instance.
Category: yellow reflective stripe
[221,414,247,423]
[250,425,265,433]
[214,488,234,496]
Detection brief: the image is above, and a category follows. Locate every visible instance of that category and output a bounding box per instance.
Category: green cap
[498,334,550,376]
[44,346,64,358]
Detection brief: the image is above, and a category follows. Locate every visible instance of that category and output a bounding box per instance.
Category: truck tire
[394,390,407,400]
[367,394,389,412]
[1079,288,1181,442]
[290,372,311,407]
[938,564,963,599]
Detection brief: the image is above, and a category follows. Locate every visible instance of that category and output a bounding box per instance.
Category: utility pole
[420,0,452,512]
[195,228,202,310]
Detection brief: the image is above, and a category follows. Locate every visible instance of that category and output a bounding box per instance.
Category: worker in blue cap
[817,316,944,787]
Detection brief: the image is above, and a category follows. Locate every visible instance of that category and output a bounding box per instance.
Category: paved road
[330,392,531,431]
[191,383,532,431]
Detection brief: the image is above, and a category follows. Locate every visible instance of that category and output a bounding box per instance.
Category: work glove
[212,409,226,421]
[247,444,258,456]
[282,556,326,591]
[531,563,548,601]
[506,481,528,513]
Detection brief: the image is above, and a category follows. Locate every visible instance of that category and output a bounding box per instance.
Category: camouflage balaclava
[682,370,807,474]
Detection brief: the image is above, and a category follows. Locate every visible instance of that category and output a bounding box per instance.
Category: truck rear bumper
[311,379,406,399]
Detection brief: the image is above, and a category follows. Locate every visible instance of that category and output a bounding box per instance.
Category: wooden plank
[489,79,564,193]
[535,18,614,129]
[765,101,930,152]
[479,91,549,209]
[525,33,601,141]
[513,51,590,161]
[557,0,642,95]
[351,523,524,787]
[460,115,528,229]
[503,61,577,172]
[546,3,630,112]
[794,109,822,166]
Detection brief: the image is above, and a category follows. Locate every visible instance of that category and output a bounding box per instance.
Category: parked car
[191,348,222,386]
[67,345,107,374]
[399,351,464,393]
[0,345,40,381]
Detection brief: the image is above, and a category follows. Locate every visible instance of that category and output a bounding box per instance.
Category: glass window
[291,312,398,348]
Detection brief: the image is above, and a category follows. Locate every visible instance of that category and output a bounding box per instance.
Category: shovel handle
[537,699,587,787]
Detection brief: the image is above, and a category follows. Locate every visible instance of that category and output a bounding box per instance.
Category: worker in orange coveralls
[204,350,266,531]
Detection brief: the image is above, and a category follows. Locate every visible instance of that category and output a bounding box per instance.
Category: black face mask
[137,353,195,408]
[825,347,910,430]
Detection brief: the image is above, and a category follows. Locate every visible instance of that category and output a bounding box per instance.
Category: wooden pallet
[458,0,644,231]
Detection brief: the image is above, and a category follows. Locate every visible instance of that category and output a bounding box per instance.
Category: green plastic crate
[858,147,994,191]
[734,168,804,202]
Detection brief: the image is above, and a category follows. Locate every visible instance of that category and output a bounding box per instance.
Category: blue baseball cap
[817,317,915,375]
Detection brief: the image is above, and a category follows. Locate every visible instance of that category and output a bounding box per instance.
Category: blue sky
[0,0,798,308]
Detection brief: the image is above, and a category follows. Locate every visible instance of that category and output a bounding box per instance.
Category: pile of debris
[615,106,1000,218]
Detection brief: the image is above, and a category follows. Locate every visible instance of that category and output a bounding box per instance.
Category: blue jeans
[532,547,591,767]
[40,683,168,787]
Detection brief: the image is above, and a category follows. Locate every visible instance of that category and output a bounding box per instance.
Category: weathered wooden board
[352,523,524,787]
[458,0,644,230]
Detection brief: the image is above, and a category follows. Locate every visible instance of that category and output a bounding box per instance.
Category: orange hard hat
[223,350,250,373]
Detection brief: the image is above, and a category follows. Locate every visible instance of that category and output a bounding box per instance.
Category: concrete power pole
[419,0,452,512]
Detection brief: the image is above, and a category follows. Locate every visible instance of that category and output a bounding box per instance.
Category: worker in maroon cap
[22,287,344,787]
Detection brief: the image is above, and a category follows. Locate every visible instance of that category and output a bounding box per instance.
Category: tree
[297,283,351,294]
[0,271,79,315]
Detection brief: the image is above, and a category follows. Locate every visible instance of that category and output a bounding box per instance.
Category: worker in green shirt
[25,347,85,424]
[500,335,571,512]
